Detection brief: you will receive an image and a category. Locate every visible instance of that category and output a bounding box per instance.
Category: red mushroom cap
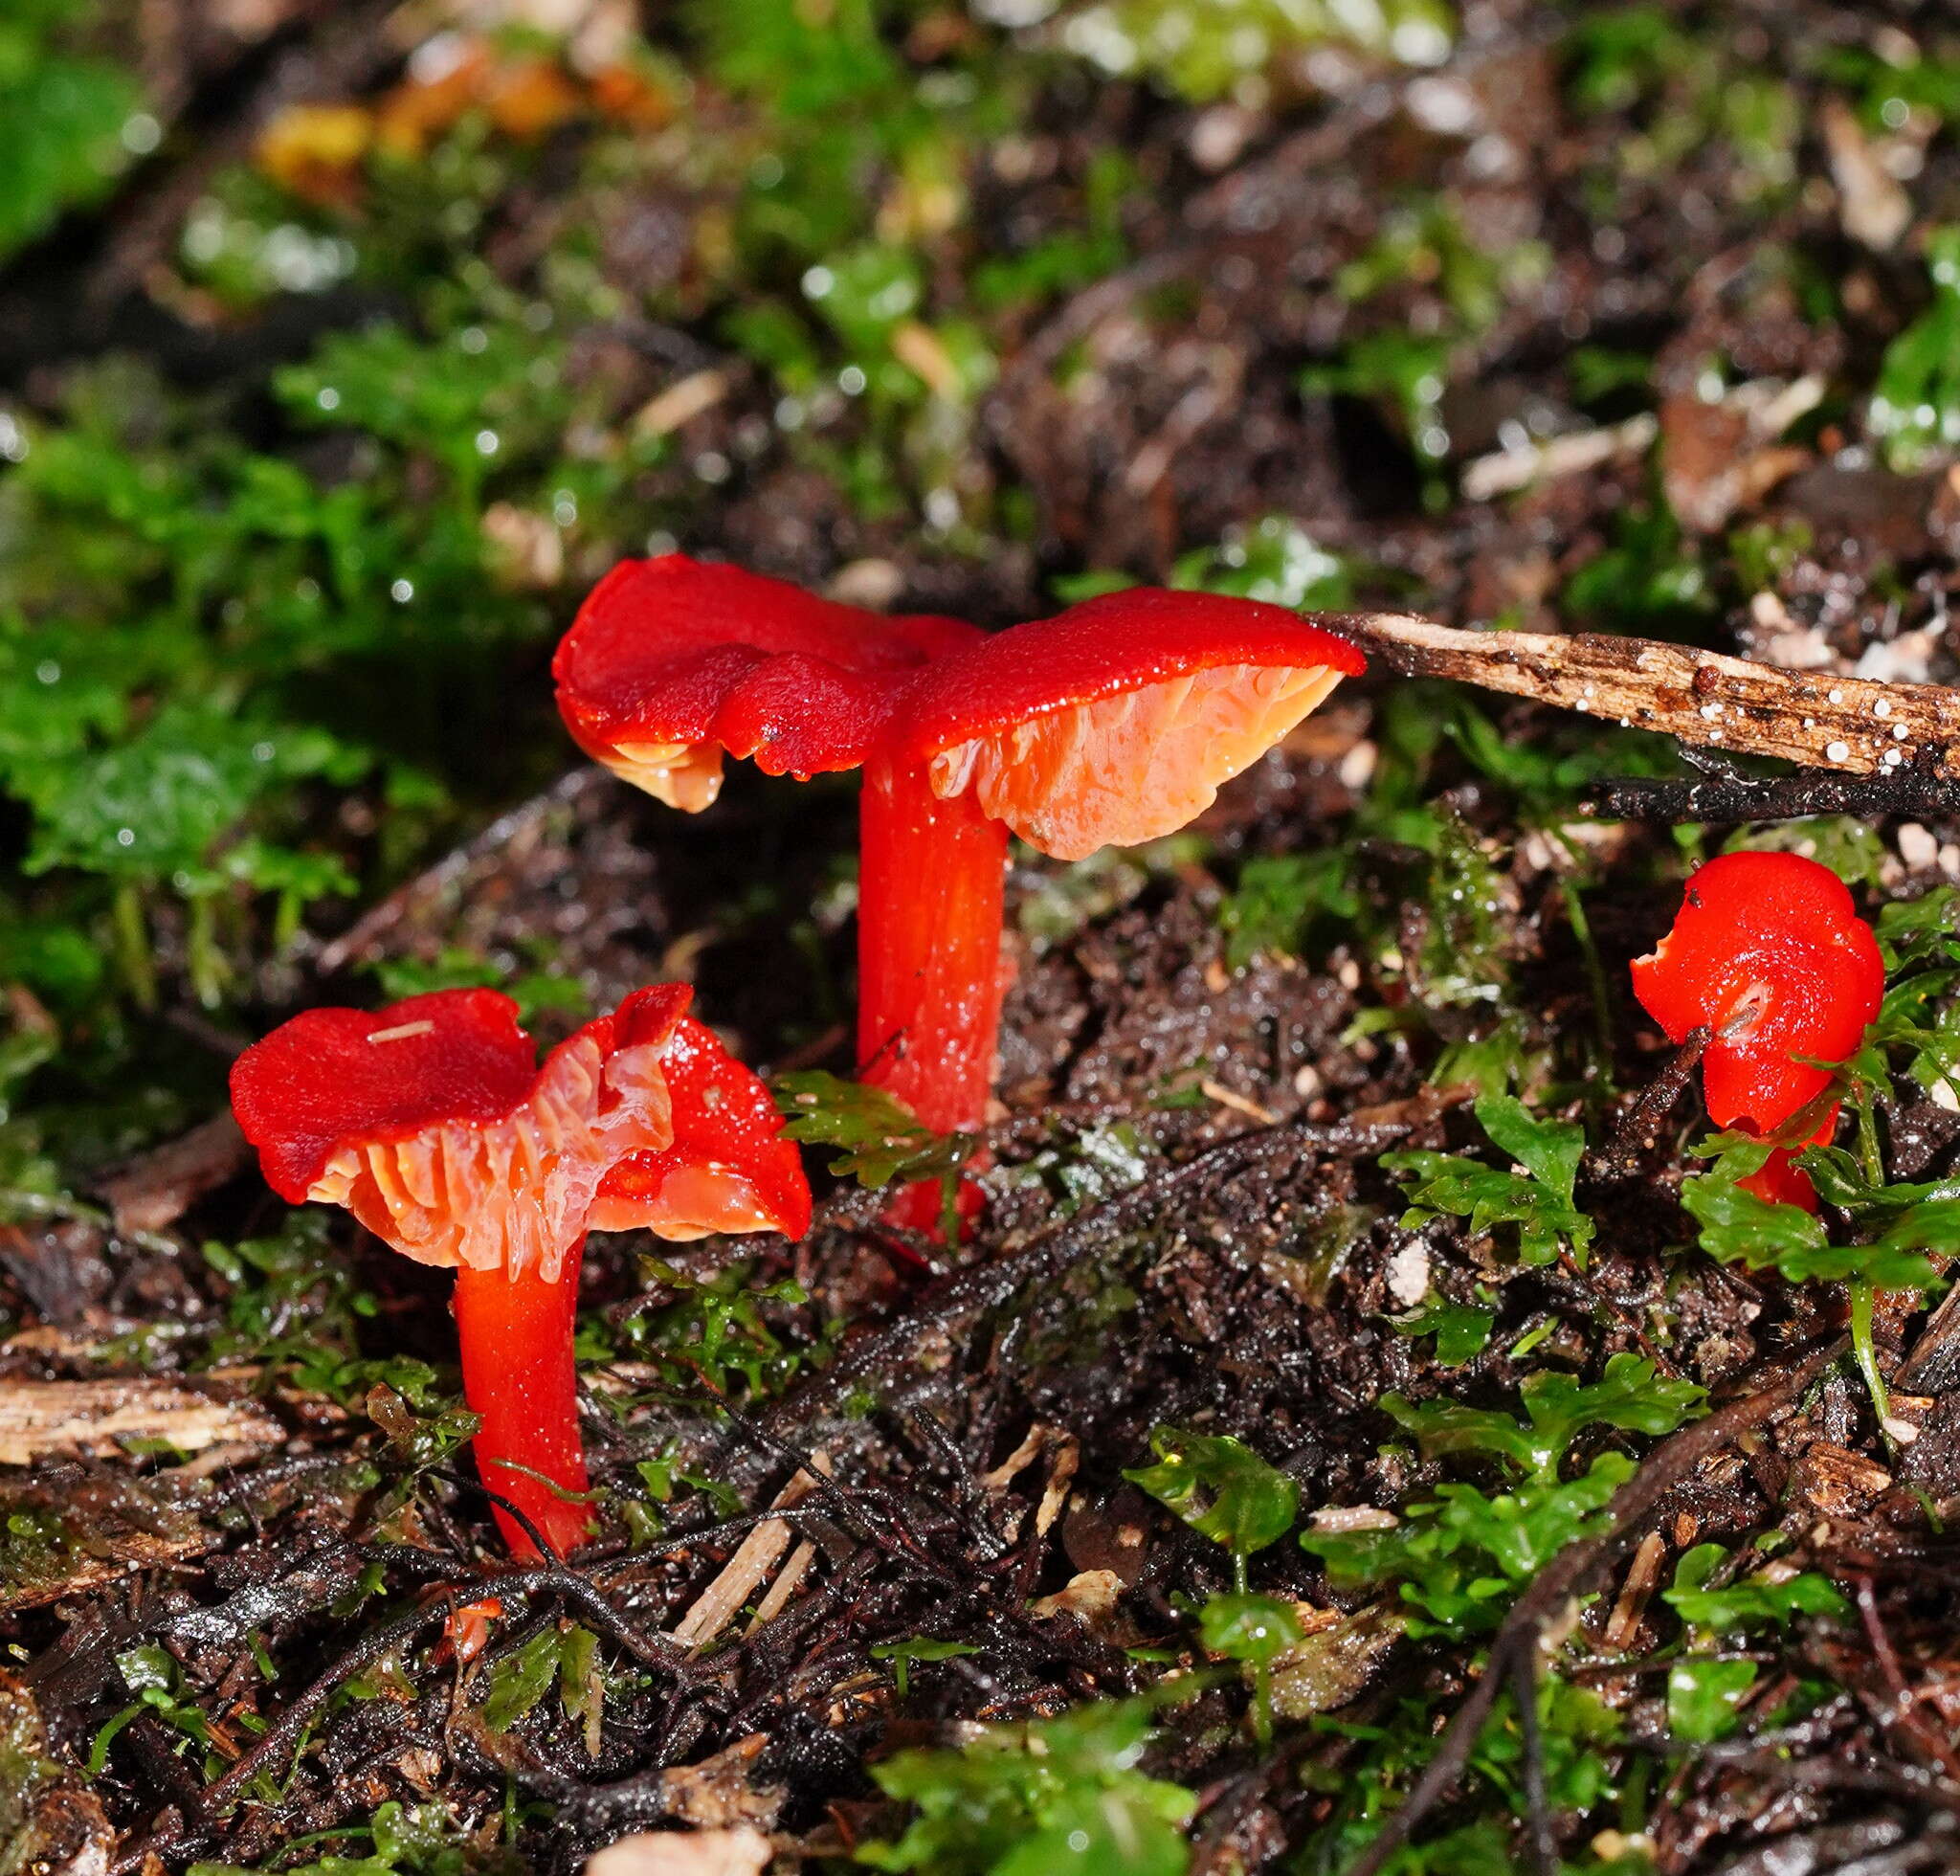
[894,588,1367,860]
[1631,851,1883,1136]
[590,1015,812,1241]
[552,555,980,803]
[554,562,1368,862]
[231,983,808,1281]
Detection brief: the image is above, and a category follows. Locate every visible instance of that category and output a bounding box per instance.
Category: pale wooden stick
[746,1540,817,1634]
[1331,613,1960,780]
[670,1453,831,1649]
[0,1375,280,1464]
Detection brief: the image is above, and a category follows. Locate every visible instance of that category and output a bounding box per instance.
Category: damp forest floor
[12,2,1960,1874]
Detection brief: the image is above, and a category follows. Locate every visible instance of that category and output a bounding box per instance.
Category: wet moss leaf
[871,1638,981,1699]
[775,1070,973,1191]
[1303,1455,1635,1639]
[1196,1593,1303,1665]
[860,1695,1195,1876]
[1217,850,1357,968]
[1389,1293,1496,1369]
[1383,1353,1704,1480]
[479,1628,563,1733]
[1682,1146,1943,1288]
[1663,1545,1849,1633]
[1666,1657,1757,1744]
[1473,1095,1583,1204]
[1125,1427,1299,1563]
[1870,229,1960,472]
[1381,1151,1589,1265]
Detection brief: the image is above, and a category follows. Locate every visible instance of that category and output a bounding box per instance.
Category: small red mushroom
[231,985,808,1557]
[1630,851,1883,1211]
[554,558,1363,1139]
[436,1595,503,1664]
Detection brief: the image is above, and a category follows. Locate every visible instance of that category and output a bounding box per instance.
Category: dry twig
[1334,614,1960,785]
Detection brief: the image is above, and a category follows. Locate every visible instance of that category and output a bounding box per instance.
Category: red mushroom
[554,558,1364,1139]
[1630,851,1883,1211]
[231,985,808,1557]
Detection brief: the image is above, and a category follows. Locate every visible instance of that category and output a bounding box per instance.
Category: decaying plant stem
[1336,614,1960,784]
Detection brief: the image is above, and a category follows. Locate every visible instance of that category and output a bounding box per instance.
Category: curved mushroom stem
[1738,1110,1837,1213]
[454,1243,591,1558]
[857,757,1010,1135]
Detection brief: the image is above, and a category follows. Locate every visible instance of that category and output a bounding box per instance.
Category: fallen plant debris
[11,2,1960,1874]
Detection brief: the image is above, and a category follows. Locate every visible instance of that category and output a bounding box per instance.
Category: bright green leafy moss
[0,1,143,261]
[859,1694,1196,1876]
[1870,229,1960,471]
[1126,1426,1300,1589]
[775,1069,974,1192]
[1057,0,1452,103]
[1384,1094,1595,1267]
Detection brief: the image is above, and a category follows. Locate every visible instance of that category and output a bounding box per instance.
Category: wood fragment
[96,1112,252,1235]
[1200,1079,1279,1126]
[1461,413,1659,502]
[980,1423,1049,1493]
[657,1734,780,1829]
[1028,1568,1122,1626]
[0,1521,219,1615]
[1595,1028,1709,1174]
[1035,1434,1080,1539]
[0,1375,281,1465]
[585,1828,770,1876]
[1594,748,1960,826]
[1794,1440,1893,1518]
[671,1454,831,1648]
[745,1540,816,1634]
[1602,1530,1667,1652]
[633,368,729,438]
[1331,613,1960,780]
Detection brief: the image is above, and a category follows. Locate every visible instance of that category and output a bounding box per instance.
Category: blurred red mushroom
[554,558,1363,1140]
[1631,851,1883,1211]
[231,985,807,1557]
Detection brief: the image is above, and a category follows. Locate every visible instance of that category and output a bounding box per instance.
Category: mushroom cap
[231,984,809,1281]
[895,588,1367,861]
[552,555,980,807]
[590,1015,813,1241]
[1631,851,1883,1135]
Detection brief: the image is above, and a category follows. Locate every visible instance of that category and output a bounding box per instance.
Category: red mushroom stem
[454,1244,591,1557]
[857,759,1009,1134]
